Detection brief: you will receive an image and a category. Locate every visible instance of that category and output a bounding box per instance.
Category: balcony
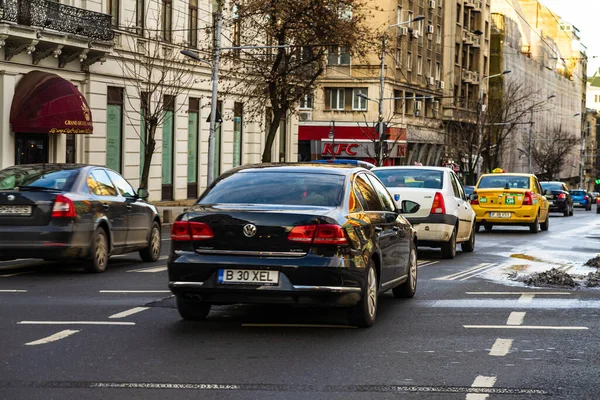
[0,0,114,69]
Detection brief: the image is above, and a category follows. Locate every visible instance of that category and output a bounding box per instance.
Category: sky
[540,0,600,76]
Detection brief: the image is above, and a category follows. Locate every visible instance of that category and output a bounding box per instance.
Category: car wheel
[393,241,417,298]
[569,206,574,216]
[176,296,211,321]
[347,259,378,328]
[563,207,569,217]
[140,222,161,262]
[475,223,481,233]
[529,215,540,233]
[440,227,457,259]
[540,215,550,231]
[461,223,476,253]
[484,223,493,232]
[84,228,109,273]
[587,205,592,211]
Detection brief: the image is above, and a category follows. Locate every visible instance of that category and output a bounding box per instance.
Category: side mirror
[401,200,420,214]
[137,188,149,200]
[468,193,478,202]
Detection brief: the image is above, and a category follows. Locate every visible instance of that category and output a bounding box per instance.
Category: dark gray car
[0,164,161,272]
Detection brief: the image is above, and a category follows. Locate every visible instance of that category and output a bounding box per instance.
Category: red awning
[10,71,93,134]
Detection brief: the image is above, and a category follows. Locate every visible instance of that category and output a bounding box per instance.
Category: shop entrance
[15,133,49,165]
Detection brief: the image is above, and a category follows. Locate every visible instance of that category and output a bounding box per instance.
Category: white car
[372,166,476,259]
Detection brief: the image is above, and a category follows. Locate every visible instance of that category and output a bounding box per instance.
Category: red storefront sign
[322,143,360,156]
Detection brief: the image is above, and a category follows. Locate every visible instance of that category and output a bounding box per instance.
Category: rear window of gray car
[199,171,346,207]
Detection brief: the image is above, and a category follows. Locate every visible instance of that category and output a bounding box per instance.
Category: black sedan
[168,164,419,327]
[0,164,162,272]
[541,181,573,217]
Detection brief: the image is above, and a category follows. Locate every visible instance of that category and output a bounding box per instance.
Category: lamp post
[375,16,424,166]
[329,120,336,161]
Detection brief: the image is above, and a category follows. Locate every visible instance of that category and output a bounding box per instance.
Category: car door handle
[102,203,110,210]
[126,205,132,210]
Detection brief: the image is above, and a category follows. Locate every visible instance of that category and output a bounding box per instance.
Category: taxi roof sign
[492,168,505,173]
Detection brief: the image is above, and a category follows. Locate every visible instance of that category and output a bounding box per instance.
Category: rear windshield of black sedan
[0,166,79,190]
[541,183,563,191]
[199,171,346,207]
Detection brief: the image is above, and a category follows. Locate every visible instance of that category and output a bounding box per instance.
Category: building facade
[489,0,587,183]
[0,0,296,202]
[298,0,492,176]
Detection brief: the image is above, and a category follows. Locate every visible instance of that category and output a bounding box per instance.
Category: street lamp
[374,15,425,166]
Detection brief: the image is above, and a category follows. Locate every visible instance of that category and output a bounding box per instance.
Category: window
[214,100,223,180]
[109,0,119,27]
[136,0,144,34]
[187,98,200,198]
[354,175,383,211]
[417,55,423,75]
[140,92,149,177]
[106,170,136,198]
[162,95,175,200]
[427,59,432,77]
[234,102,243,167]
[161,0,172,42]
[232,3,241,57]
[372,169,443,189]
[366,175,396,212]
[88,170,118,197]
[456,4,461,23]
[299,94,313,110]
[328,88,345,110]
[65,134,76,163]
[455,44,460,64]
[435,62,441,80]
[396,6,403,24]
[327,47,351,65]
[353,89,367,111]
[450,173,461,198]
[106,87,123,173]
[477,175,531,189]
[436,25,442,44]
[407,52,413,70]
[278,118,287,162]
[395,48,402,66]
[188,0,198,48]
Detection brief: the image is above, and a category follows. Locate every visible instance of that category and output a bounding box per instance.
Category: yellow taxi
[470,170,550,233]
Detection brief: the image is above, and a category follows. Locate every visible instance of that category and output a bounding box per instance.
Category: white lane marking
[114,255,168,261]
[464,325,588,330]
[241,323,356,329]
[109,307,149,319]
[489,339,513,356]
[0,289,27,293]
[518,294,535,303]
[458,264,507,281]
[417,261,439,268]
[18,321,135,326]
[1,272,36,278]
[466,375,497,400]
[127,266,168,273]
[25,330,80,346]
[465,292,570,295]
[434,263,493,281]
[507,312,526,326]
[99,290,170,293]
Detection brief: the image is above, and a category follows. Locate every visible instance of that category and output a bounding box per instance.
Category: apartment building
[0,0,295,201]
[489,0,586,183]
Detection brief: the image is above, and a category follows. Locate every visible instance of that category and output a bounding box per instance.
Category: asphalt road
[1,209,599,399]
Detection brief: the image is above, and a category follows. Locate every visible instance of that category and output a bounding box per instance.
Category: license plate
[218,269,279,285]
[0,205,32,215]
[574,202,580,205]
[490,212,511,218]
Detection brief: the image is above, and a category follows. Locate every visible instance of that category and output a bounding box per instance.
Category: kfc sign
[322,143,359,156]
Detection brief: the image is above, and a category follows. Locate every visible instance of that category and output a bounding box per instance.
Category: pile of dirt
[584,256,600,269]
[523,268,576,288]
[586,271,600,287]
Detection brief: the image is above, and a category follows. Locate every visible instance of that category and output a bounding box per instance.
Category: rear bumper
[0,222,90,259]
[548,200,568,212]
[473,206,538,225]
[573,201,589,208]
[406,214,456,245]
[168,250,367,307]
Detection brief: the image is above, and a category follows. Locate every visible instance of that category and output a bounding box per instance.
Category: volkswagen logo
[7,195,15,201]
[243,224,257,238]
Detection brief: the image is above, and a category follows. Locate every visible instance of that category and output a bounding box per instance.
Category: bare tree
[218,0,374,162]
[531,125,578,181]
[116,9,195,190]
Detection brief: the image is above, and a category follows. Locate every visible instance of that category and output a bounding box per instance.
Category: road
[1,209,599,399]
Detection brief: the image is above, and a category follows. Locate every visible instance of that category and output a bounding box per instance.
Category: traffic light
[595,179,600,185]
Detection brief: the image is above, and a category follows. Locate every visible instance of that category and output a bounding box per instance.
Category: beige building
[0,0,296,202]
[490,0,587,183]
[298,0,492,173]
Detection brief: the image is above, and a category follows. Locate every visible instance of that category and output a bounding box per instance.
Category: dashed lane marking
[464,325,588,330]
[127,266,168,273]
[466,376,497,400]
[18,321,135,326]
[1,271,36,278]
[489,339,513,357]
[507,312,526,326]
[434,263,495,281]
[108,307,149,319]
[0,289,27,293]
[417,260,439,268]
[242,323,356,329]
[25,330,80,346]
[465,292,570,296]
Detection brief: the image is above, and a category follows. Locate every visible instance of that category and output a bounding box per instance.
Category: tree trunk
[140,123,157,190]
[262,111,283,163]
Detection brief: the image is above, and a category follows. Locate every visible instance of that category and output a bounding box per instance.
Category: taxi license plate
[0,205,32,215]
[218,269,279,285]
[490,212,511,218]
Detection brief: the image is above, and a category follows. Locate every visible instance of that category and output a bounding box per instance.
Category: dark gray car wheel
[347,259,378,328]
[393,242,417,298]
[176,297,211,321]
[461,223,476,253]
[440,227,457,259]
[140,222,161,262]
[84,228,109,273]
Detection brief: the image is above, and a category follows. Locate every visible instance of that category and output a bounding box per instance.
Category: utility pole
[207,0,223,186]
[329,120,336,161]
[377,34,386,167]
[579,121,585,189]
[528,110,534,174]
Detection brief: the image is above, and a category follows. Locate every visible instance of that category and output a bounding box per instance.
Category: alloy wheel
[150,227,161,258]
[95,233,107,269]
[367,267,377,318]
[409,247,417,292]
